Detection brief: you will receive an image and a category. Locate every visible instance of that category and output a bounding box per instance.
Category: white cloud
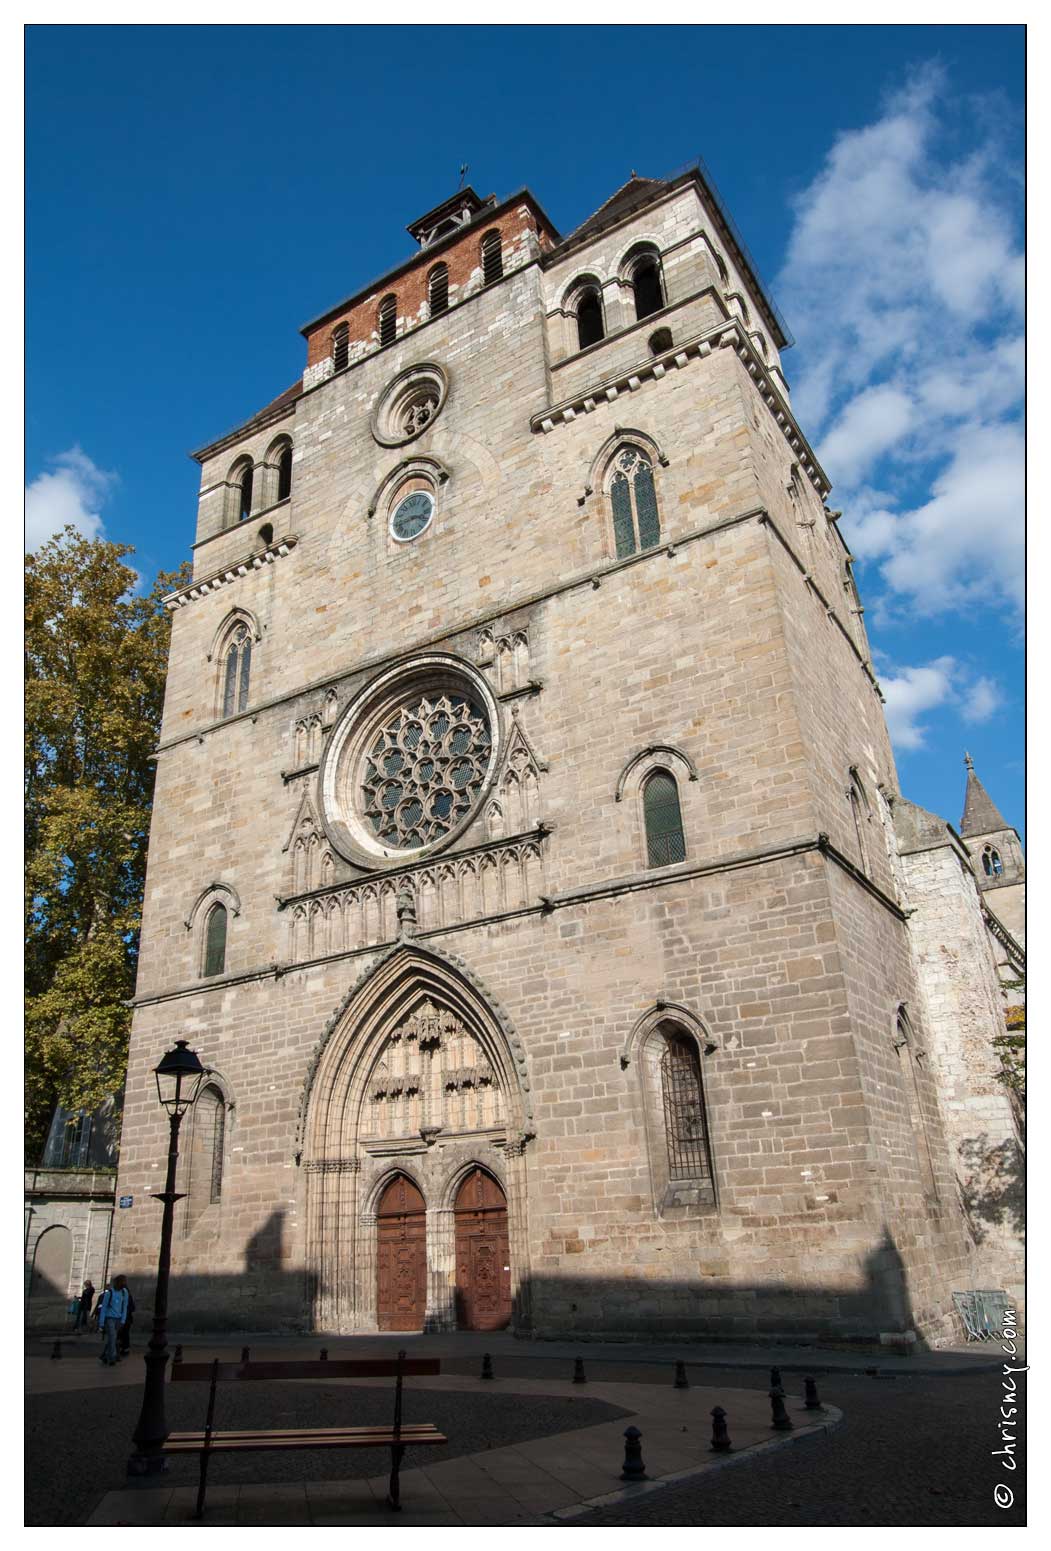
[25,447,117,553]
[962,675,1000,724]
[881,656,957,750]
[778,67,1024,619]
[879,655,1004,750]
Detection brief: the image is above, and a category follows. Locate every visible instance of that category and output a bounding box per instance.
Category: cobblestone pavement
[564,1366,1026,1527]
[25,1367,628,1527]
[27,1345,1025,1527]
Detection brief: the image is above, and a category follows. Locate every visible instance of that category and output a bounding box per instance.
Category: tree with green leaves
[25,526,188,1163]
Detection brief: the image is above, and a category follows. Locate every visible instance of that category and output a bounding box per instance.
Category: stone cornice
[164,535,299,612]
[153,501,880,756]
[530,318,829,497]
[128,829,908,1009]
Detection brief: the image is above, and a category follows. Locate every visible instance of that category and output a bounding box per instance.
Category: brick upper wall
[304,204,557,372]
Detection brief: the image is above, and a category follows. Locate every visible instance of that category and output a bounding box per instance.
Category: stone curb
[548,1406,844,1521]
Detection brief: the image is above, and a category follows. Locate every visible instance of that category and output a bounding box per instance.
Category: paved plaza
[26,1331,1022,1527]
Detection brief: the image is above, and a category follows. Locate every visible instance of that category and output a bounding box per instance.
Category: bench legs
[386,1445,405,1511]
[194,1448,212,1520]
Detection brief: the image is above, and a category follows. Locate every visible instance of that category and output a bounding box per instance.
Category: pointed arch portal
[300,942,532,1332]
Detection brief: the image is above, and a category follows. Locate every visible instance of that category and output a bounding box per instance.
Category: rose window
[360,692,492,850]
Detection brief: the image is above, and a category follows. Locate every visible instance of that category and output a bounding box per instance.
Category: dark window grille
[332,324,349,372]
[608,446,661,558]
[378,296,397,346]
[429,263,449,316]
[209,1093,226,1203]
[632,257,664,321]
[277,445,293,502]
[984,847,1003,877]
[223,624,251,718]
[577,290,604,350]
[239,463,253,521]
[660,1035,713,1182]
[610,473,636,558]
[481,232,503,284]
[644,771,686,866]
[204,904,227,978]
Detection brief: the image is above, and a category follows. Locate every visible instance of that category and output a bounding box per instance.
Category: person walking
[96,1276,129,1367]
[75,1280,95,1333]
[117,1286,135,1357]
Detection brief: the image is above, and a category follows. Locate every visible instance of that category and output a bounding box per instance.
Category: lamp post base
[126,1452,170,1479]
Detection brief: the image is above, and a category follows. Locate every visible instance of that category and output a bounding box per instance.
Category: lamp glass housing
[153,1040,206,1116]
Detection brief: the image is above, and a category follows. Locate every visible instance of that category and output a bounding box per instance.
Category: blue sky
[25,24,1025,838]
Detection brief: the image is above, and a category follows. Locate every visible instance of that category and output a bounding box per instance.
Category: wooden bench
[166,1350,446,1517]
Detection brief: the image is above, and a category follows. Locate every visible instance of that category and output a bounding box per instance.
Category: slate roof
[960,754,1011,837]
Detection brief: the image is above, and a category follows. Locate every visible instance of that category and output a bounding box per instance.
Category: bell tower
[959,753,1025,944]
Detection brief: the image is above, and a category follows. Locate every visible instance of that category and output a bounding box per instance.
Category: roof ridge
[568,174,663,239]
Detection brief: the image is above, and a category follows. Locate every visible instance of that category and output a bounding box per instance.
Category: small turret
[959,753,1025,943]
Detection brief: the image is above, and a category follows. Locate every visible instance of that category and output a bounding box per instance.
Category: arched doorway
[28,1224,73,1328]
[454,1167,511,1330]
[376,1174,427,1331]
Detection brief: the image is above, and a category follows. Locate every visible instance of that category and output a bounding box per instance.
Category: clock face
[390,490,434,542]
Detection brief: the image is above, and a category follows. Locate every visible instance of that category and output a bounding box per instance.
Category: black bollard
[50,1340,62,1360]
[572,1357,587,1384]
[710,1406,733,1453]
[480,1352,495,1381]
[320,1348,328,1361]
[769,1386,794,1431]
[173,1345,183,1365]
[804,1376,822,1410]
[621,1425,646,1480]
[673,1360,689,1390]
[770,1365,782,1390]
[241,1346,250,1363]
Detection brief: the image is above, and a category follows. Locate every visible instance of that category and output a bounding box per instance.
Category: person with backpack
[95,1276,129,1367]
[117,1285,135,1357]
[74,1280,95,1332]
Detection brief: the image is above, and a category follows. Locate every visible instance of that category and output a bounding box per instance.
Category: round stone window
[371,363,448,449]
[318,656,500,867]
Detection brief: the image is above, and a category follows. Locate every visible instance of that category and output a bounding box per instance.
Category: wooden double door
[375,1168,512,1332]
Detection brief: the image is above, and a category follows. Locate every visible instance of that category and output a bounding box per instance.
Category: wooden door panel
[454,1168,512,1331]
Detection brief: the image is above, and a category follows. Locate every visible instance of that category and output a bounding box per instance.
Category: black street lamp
[128,1039,205,1477]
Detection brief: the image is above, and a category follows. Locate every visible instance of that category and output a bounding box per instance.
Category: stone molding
[163,535,299,613]
[530,318,829,497]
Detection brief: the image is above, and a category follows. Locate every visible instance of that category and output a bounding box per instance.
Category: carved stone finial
[965,750,974,770]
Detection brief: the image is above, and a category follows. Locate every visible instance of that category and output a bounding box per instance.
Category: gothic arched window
[983,846,1003,877]
[608,445,661,558]
[378,295,397,347]
[428,263,449,317]
[576,288,604,350]
[203,903,227,977]
[849,770,870,873]
[895,1010,937,1199]
[643,769,686,867]
[277,443,293,502]
[629,253,665,321]
[660,1032,714,1185]
[238,461,253,522]
[481,230,503,285]
[222,623,252,718]
[186,1083,226,1225]
[332,322,349,372]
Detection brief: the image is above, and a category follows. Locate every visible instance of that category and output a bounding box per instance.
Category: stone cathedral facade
[111,170,1024,1344]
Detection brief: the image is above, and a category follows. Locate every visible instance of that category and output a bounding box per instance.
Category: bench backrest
[169,1350,440,1445]
[171,1358,441,1383]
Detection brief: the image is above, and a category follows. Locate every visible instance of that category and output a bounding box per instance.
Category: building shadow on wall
[123,1218,956,1348]
[515,1229,934,1350]
[124,1209,319,1335]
